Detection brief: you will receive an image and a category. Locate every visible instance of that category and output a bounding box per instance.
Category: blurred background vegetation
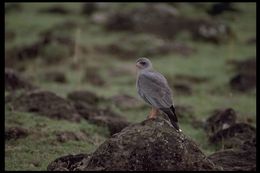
[5,2,256,171]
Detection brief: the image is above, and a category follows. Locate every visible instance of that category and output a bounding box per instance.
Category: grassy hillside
[5,2,256,170]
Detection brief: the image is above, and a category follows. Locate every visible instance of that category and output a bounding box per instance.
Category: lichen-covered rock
[5,126,29,140]
[9,90,81,122]
[47,154,92,171]
[110,94,144,110]
[67,90,101,106]
[48,118,219,171]
[5,68,36,91]
[43,71,67,83]
[209,123,256,149]
[205,108,237,136]
[208,144,256,171]
[204,108,255,149]
[73,102,130,135]
[97,3,232,43]
[228,57,256,92]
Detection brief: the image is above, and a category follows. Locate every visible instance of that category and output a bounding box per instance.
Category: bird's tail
[160,105,180,131]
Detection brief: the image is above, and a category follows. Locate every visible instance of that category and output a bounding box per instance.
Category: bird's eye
[140,62,146,65]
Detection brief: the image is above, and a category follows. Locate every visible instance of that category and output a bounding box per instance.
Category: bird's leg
[148,107,159,119]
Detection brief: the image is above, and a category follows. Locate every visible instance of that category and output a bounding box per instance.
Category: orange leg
[148,107,159,119]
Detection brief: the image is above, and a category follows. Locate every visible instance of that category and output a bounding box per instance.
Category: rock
[206,3,240,16]
[228,57,256,76]
[209,123,256,149]
[85,118,218,171]
[173,83,192,96]
[103,4,180,39]
[39,6,70,15]
[173,105,203,128]
[204,108,255,149]
[5,31,16,42]
[47,154,92,171]
[48,118,220,171]
[81,3,97,16]
[208,147,256,171]
[5,126,29,140]
[173,74,209,84]
[67,90,101,106]
[5,68,36,91]
[246,37,256,45]
[205,108,237,136]
[43,71,67,83]
[110,94,144,110]
[228,57,256,92]
[55,131,88,143]
[73,102,130,135]
[9,90,81,122]
[99,4,232,43]
[230,73,256,92]
[5,28,75,65]
[189,19,234,44]
[5,3,22,13]
[95,35,196,59]
[81,67,105,86]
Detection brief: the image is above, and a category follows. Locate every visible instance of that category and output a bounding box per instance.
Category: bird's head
[136,57,152,71]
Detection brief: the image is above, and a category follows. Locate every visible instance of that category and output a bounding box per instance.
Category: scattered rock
[39,6,70,15]
[205,108,237,136]
[5,126,28,140]
[67,90,101,106]
[174,105,202,128]
[7,43,42,61]
[43,71,67,83]
[47,154,92,171]
[5,3,22,13]
[174,74,209,84]
[174,105,194,119]
[9,90,81,122]
[5,30,75,65]
[95,33,196,59]
[189,19,234,44]
[206,3,240,16]
[81,67,105,86]
[48,118,220,171]
[81,3,97,16]
[5,31,16,42]
[246,37,256,45]
[110,94,144,110]
[108,65,135,77]
[230,73,256,92]
[173,83,192,96]
[209,123,256,149]
[228,57,256,74]
[208,147,256,171]
[98,3,233,43]
[5,68,36,91]
[104,4,180,39]
[228,57,256,92]
[55,131,88,143]
[73,102,130,135]
[5,21,80,67]
[204,108,255,149]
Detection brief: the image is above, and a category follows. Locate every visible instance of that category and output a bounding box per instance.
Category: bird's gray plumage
[136,57,180,131]
[137,70,173,108]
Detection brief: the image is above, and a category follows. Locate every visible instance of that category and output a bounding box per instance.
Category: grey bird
[135,57,181,131]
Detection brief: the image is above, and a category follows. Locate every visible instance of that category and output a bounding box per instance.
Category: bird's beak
[136,63,142,68]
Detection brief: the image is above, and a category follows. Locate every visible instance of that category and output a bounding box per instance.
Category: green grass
[5,2,256,170]
[5,109,108,171]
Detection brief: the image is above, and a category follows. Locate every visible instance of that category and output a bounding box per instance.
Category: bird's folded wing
[138,71,173,108]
